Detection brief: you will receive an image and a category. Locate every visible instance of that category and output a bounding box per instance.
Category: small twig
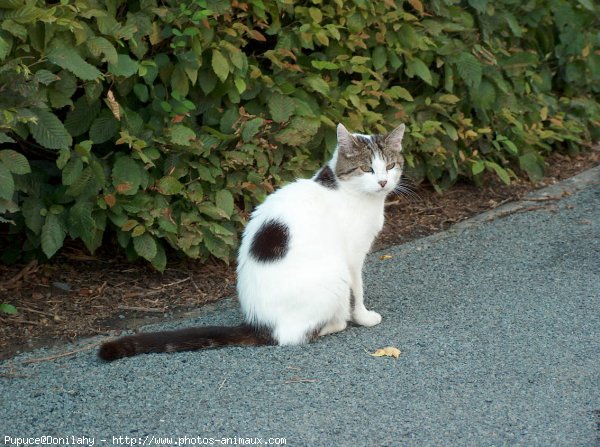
[20,306,56,318]
[122,289,166,298]
[489,198,513,208]
[189,277,201,293]
[3,260,38,287]
[486,205,555,221]
[218,378,227,390]
[11,318,42,325]
[117,305,167,313]
[283,376,318,384]
[159,277,191,289]
[525,196,561,202]
[21,343,99,365]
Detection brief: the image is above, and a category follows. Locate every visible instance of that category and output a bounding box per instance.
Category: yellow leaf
[379,254,393,260]
[106,90,121,121]
[370,346,401,359]
[582,45,590,58]
[408,0,424,14]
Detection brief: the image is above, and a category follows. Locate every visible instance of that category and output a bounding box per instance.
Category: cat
[98,123,405,361]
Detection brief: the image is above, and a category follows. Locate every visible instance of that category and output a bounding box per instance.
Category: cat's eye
[386,162,396,170]
[360,166,374,173]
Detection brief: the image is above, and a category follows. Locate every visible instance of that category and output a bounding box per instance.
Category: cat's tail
[98,324,274,361]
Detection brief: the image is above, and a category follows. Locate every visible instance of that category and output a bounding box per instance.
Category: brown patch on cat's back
[250,219,290,262]
[314,165,338,189]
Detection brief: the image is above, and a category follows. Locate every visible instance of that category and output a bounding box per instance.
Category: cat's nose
[378,180,387,188]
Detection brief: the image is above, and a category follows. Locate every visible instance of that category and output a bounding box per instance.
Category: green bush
[0,0,598,269]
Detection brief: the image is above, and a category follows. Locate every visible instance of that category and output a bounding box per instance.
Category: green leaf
[0,149,30,174]
[472,80,496,109]
[48,70,77,108]
[108,54,139,77]
[89,110,119,144]
[438,94,460,104]
[406,57,432,85]
[1,19,26,40]
[198,202,230,220]
[22,197,44,234]
[66,166,94,197]
[503,12,522,37]
[387,86,414,102]
[0,303,17,315]
[268,93,295,123]
[47,47,102,81]
[133,83,149,102]
[157,176,183,195]
[0,162,14,200]
[65,97,102,137]
[41,213,65,258]
[112,157,142,196]
[87,36,118,64]
[274,116,320,146]
[242,118,264,142]
[170,124,196,146]
[28,108,72,150]
[150,242,167,272]
[0,133,15,144]
[576,0,595,11]
[234,77,246,94]
[133,233,157,261]
[455,52,482,90]
[2,3,44,22]
[305,76,329,95]
[171,64,189,96]
[34,69,59,85]
[68,200,96,249]
[211,50,229,83]
[500,137,518,155]
[62,157,83,186]
[372,47,387,70]
[519,153,544,181]
[215,189,234,217]
[484,161,511,185]
[203,231,230,262]
[0,33,11,61]
[471,160,485,175]
[311,60,338,70]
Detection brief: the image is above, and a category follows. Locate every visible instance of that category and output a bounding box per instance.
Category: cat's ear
[337,123,359,158]
[385,124,405,152]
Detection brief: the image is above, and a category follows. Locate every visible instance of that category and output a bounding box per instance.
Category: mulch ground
[1,148,599,359]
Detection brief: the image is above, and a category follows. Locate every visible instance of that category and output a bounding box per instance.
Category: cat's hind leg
[318,319,348,337]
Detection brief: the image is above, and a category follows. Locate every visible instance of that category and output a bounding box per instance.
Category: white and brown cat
[99,123,405,361]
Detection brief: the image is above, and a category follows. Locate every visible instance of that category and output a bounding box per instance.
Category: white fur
[236,125,404,345]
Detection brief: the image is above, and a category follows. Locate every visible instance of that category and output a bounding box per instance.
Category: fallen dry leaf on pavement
[369,346,401,359]
[379,254,393,260]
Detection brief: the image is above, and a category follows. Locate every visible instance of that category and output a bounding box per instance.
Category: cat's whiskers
[391,179,421,203]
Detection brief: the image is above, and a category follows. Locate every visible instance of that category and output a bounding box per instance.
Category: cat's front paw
[353,310,382,327]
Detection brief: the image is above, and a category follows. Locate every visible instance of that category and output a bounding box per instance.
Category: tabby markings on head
[314,165,338,189]
[250,219,290,262]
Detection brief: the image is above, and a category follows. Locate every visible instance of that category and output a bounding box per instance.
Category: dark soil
[1,148,599,359]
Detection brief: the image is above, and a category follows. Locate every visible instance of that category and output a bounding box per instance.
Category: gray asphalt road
[2,167,599,447]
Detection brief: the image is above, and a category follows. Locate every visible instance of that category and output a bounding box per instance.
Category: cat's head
[333,123,405,195]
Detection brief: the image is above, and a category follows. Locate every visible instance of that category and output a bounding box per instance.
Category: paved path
[2,167,599,447]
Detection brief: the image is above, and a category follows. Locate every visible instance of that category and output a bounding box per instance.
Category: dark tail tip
[98,339,133,362]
